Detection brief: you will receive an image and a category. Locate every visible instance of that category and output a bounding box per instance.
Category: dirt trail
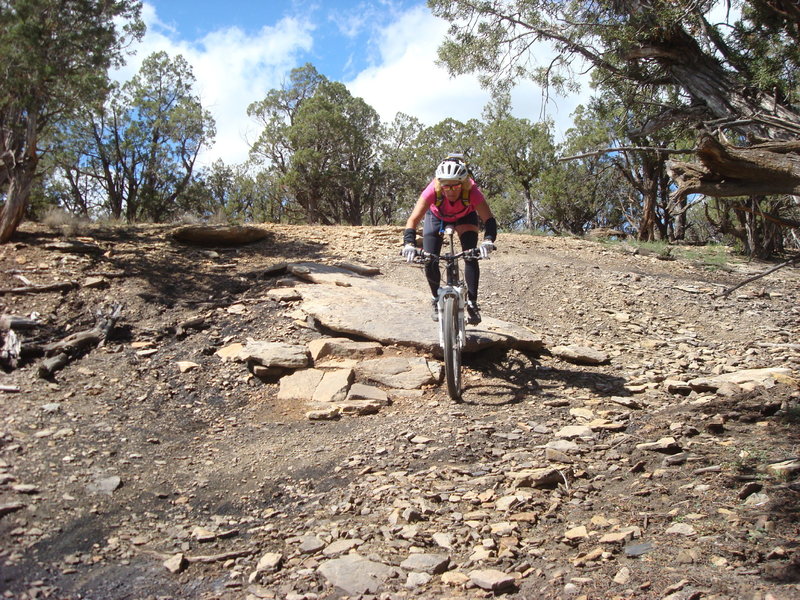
[0,223,798,600]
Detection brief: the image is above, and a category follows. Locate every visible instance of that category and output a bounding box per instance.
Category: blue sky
[115,1,588,167]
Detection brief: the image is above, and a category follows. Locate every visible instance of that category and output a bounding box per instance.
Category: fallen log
[0,315,40,330]
[0,281,77,295]
[1,329,21,370]
[38,304,123,378]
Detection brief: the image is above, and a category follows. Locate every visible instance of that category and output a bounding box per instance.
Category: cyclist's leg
[455,214,480,303]
[422,211,444,297]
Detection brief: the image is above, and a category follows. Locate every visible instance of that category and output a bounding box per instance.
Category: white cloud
[114,4,314,167]
[346,7,489,126]
[113,3,590,169]
[346,6,589,141]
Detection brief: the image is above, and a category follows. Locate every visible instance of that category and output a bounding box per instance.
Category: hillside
[0,223,798,600]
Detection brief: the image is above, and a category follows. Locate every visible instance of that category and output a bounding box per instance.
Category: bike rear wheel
[441,295,462,401]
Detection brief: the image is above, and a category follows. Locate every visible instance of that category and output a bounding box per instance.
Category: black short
[423,210,479,235]
[423,210,479,254]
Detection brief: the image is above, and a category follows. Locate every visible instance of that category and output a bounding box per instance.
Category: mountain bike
[413,227,482,402]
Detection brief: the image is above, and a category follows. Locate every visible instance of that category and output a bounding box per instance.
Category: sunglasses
[441,183,462,191]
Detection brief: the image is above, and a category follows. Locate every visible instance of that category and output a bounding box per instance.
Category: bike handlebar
[412,247,482,264]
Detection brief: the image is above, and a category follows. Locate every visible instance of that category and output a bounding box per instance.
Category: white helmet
[435,159,468,181]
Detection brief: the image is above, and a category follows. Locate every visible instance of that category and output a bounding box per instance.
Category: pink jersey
[421,179,486,222]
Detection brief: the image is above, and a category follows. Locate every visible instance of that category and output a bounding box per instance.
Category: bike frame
[413,226,481,401]
[435,227,467,350]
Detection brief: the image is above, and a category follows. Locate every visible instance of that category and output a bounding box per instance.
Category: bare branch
[559,146,695,162]
[722,254,800,296]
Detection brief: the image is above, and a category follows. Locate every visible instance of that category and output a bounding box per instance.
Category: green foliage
[476,94,557,229]
[375,113,428,224]
[428,0,800,255]
[248,66,385,225]
[45,51,216,222]
[0,0,144,240]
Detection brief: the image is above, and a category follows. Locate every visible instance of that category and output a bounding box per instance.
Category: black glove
[403,228,416,246]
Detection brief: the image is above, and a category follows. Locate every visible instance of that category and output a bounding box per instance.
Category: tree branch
[559,146,695,162]
[722,254,800,296]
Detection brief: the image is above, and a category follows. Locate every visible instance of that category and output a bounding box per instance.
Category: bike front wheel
[441,295,462,401]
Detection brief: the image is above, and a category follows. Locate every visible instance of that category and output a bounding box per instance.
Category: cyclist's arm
[475,202,497,241]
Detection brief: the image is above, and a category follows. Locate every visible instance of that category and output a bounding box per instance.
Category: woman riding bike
[402,155,497,324]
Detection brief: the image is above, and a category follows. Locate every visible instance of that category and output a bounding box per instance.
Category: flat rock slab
[290,262,543,354]
[317,554,396,595]
[688,367,794,391]
[355,357,440,389]
[171,224,270,246]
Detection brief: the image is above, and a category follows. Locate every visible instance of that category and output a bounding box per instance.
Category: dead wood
[1,329,21,370]
[185,550,255,564]
[37,304,123,378]
[668,131,800,201]
[0,315,40,330]
[0,281,77,295]
[44,241,103,254]
[722,254,800,297]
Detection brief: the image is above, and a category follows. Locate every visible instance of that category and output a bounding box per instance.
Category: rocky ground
[0,222,798,600]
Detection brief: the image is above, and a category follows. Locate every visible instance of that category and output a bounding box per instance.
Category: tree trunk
[668,133,800,200]
[0,162,38,243]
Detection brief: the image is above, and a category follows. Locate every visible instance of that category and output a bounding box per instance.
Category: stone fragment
[506,467,565,489]
[239,340,310,369]
[441,571,470,586]
[551,345,610,365]
[399,553,449,574]
[278,369,325,401]
[317,554,395,595]
[308,337,383,361]
[192,527,217,542]
[613,566,631,584]
[355,357,438,389]
[322,538,363,557]
[337,399,383,416]
[176,361,200,373]
[11,484,38,494]
[688,367,792,392]
[432,532,453,549]
[665,523,697,536]
[468,569,516,591]
[624,541,654,557]
[255,552,283,572]
[306,407,341,420]
[267,288,301,302]
[555,425,594,439]
[599,530,633,544]
[82,276,107,289]
[345,382,389,404]
[215,343,244,361]
[636,437,681,453]
[765,459,800,478]
[663,379,693,395]
[298,534,325,553]
[405,572,432,588]
[163,553,186,573]
[312,368,353,403]
[87,476,122,495]
[563,525,589,541]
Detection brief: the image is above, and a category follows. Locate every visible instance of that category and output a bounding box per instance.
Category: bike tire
[441,295,462,401]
